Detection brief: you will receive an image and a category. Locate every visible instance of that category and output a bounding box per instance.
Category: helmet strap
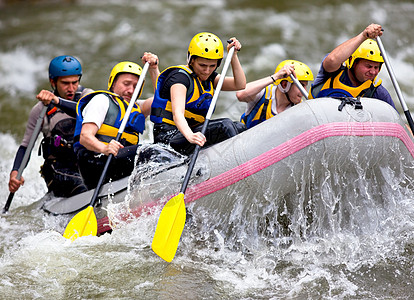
[277,81,291,93]
[349,66,364,86]
[278,81,295,106]
[49,78,57,93]
[187,53,194,65]
[109,74,121,92]
[286,93,294,106]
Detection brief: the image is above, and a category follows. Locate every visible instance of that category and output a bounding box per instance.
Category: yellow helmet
[347,39,383,69]
[274,60,314,85]
[187,32,224,64]
[108,61,143,90]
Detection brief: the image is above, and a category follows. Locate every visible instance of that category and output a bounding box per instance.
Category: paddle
[376,36,414,133]
[289,74,309,99]
[3,104,48,213]
[151,45,236,262]
[63,62,149,241]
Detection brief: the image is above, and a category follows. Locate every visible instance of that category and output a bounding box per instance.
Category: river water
[1,0,414,299]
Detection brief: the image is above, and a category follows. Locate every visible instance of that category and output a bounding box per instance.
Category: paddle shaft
[3,104,48,213]
[87,62,150,208]
[180,46,236,194]
[376,36,414,133]
[289,74,309,99]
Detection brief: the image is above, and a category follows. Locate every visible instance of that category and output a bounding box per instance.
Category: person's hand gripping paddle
[151,45,236,262]
[63,62,149,241]
[376,35,414,133]
[3,105,48,213]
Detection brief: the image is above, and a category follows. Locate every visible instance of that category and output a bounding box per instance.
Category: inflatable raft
[43,97,414,236]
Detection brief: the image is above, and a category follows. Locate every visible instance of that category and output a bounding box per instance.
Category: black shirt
[159,68,218,100]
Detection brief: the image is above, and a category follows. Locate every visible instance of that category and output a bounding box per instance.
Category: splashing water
[2,0,414,298]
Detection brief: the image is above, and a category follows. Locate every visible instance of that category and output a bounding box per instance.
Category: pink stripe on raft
[97,122,414,234]
[183,122,414,204]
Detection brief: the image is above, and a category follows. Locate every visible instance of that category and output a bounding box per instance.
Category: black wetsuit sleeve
[56,98,77,117]
[11,145,28,172]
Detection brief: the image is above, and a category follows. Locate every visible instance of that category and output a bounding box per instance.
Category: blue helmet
[48,55,82,80]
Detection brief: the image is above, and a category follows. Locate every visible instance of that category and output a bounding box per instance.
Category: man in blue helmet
[8,55,93,197]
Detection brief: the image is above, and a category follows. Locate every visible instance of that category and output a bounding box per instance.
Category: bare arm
[171,84,206,146]
[219,37,246,91]
[141,52,160,92]
[323,23,383,73]
[79,123,124,156]
[236,77,271,103]
[236,65,295,102]
[137,97,153,118]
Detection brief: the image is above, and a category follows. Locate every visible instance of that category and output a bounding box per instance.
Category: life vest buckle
[52,135,70,148]
[337,97,363,112]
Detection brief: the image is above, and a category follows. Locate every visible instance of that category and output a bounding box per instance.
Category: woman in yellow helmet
[309,23,395,109]
[237,60,314,129]
[150,32,246,155]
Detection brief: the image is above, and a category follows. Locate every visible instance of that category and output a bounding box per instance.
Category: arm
[141,52,160,92]
[374,85,396,109]
[8,146,27,192]
[8,103,43,192]
[171,83,206,147]
[79,123,124,156]
[236,65,295,102]
[219,37,246,91]
[79,95,123,156]
[137,97,153,118]
[36,89,77,117]
[57,98,77,117]
[236,78,270,103]
[323,23,383,73]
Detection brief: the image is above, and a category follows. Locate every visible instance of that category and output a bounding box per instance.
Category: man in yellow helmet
[74,52,159,189]
[309,23,395,109]
[237,60,313,129]
[150,32,246,155]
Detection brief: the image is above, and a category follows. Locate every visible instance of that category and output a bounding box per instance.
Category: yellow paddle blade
[152,193,186,262]
[63,206,98,242]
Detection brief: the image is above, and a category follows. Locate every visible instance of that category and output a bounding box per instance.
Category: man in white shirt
[73,52,159,189]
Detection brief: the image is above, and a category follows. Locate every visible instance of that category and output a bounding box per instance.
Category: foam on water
[0,133,47,209]
[1,0,414,298]
[1,133,414,298]
[0,49,48,97]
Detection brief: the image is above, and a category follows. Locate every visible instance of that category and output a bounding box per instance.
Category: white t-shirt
[82,94,110,128]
